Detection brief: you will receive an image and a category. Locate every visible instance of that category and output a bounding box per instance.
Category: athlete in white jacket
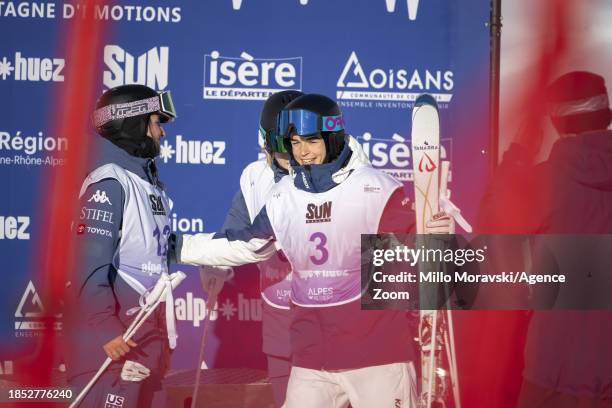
[173,94,451,407]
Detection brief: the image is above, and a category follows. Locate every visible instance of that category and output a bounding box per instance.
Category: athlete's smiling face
[290,134,326,165]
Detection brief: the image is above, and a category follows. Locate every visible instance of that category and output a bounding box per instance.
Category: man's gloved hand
[424,212,455,234]
[199,266,233,308]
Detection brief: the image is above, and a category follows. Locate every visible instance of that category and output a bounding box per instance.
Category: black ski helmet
[93,84,176,158]
[259,90,304,153]
[279,94,346,163]
[547,71,612,134]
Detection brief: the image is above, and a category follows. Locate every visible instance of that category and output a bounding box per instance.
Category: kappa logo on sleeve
[88,190,112,205]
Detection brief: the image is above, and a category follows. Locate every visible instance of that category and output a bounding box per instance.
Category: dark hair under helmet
[260,90,304,153]
[280,94,346,163]
[94,84,169,158]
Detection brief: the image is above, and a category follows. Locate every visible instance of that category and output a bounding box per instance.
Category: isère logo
[203,51,302,100]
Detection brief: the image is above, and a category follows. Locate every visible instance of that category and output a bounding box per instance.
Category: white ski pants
[283,361,417,408]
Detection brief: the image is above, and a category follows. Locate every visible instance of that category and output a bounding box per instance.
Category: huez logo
[159,135,226,165]
[203,51,302,100]
[0,52,64,82]
[358,132,451,182]
[336,52,454,108]
[103,45,169,90]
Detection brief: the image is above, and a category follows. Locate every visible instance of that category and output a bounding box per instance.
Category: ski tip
[414,94,438,110]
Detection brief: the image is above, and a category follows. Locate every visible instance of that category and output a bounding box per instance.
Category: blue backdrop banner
[0,0,490,372]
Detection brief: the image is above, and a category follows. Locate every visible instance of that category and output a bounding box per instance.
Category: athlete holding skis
[172,94,453,407]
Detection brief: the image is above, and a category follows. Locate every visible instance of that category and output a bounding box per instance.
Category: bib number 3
[309,232,328,265]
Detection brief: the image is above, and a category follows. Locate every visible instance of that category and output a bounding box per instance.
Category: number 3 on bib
[309,232,328,265]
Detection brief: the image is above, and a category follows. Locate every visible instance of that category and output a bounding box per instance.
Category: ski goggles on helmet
[93,91,177,128]
[259,125,288,153]
[276,109,345,140]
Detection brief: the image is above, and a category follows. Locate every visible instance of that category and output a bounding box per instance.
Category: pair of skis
[411,94,470,408]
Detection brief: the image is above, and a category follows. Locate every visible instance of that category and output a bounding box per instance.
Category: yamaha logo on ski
[149,194,166,216]
[203,50,302,100]
[305,201,332,224]
[413,140,439,151]
[336,51,454,109]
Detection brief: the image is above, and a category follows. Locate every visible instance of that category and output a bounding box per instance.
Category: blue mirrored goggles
[276,109,345,139]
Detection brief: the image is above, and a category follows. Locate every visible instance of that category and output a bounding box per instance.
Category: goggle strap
[93,95,164,128]
[321,114,344,132]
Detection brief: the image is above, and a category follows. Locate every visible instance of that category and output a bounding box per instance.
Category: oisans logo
[203,50,302,100]
[103,45,169,90]
[336,51,454,109]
